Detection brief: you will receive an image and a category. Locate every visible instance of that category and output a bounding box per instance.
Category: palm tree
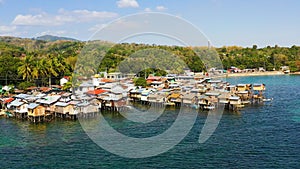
[47,54,65,87]
[18,55,35,82]
[62,81,72,91]
[33,58,48,86]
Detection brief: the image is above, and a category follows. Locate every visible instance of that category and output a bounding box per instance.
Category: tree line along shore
[0,36,299,90]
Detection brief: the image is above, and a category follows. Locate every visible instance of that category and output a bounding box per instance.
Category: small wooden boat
[5,112,13,118]
[263,98,273,102]
[242,101,251,104]
[204,104,215,110]
[284,70,290,74]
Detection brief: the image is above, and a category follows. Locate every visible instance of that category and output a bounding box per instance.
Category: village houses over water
[0,70,269,123]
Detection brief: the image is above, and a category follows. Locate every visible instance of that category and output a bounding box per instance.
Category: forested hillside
[0,36,299,88]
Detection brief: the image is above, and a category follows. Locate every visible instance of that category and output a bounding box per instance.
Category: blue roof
[54,102,69,107]
[38,95,61,105]
[9,99,25,107]
[137,89,144,93]
[76,102,90,107]
[27,103,39,109]
[14,94,31,99]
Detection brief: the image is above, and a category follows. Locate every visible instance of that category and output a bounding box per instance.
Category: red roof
[63,76,70,80]
[39,87,51,92]
[4,98,14,103]
[27,86,38,90]
[147,76,161,81]
[86,89,108,95]
[101,79,114,83]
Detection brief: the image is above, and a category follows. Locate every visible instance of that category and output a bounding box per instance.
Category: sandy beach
[290,72,300,75]
[225,71,285,77]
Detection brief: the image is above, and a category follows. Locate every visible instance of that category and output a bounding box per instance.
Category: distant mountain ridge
[34,35,78,42]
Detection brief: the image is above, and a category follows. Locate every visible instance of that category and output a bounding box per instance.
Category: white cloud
[0,25,17,33]
[144,8,152,12]
[89,19,141,33]
[156,6,167,11]
[116,0,139,8]
[0,24,31,37]
[12,13,55,26]
[88,24,107,32]
[0,26,25,37]
[59,9,118,22]
[12,9,118,26]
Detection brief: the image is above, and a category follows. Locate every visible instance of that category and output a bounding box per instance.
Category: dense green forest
[0,36,299,89]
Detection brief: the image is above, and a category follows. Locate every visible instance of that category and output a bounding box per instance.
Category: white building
[60,76,70,86]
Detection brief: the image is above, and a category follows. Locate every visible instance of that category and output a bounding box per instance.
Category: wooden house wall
[28,106,45,117]
[55,105,74,114]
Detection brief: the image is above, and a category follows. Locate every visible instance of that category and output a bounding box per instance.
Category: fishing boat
[263,98,273,102]
[5,111,13,118]
[241,100,251,105]
[284,70,290,74]
[204,103,215,110]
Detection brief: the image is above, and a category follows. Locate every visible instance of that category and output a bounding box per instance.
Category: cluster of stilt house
[0,73,269,123]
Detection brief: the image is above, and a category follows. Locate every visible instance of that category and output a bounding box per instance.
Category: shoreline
[224,71,285,77]
[290,72,300,75]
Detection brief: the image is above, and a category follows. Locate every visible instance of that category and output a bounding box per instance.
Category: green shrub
[17,81,35,90]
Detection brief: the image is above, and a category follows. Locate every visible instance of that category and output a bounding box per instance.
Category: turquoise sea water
[1,75,300,168]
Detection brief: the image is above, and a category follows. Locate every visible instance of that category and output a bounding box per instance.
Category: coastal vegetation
[0,36,300,87]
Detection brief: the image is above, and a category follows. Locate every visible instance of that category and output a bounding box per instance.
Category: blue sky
[0,0,299,47]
